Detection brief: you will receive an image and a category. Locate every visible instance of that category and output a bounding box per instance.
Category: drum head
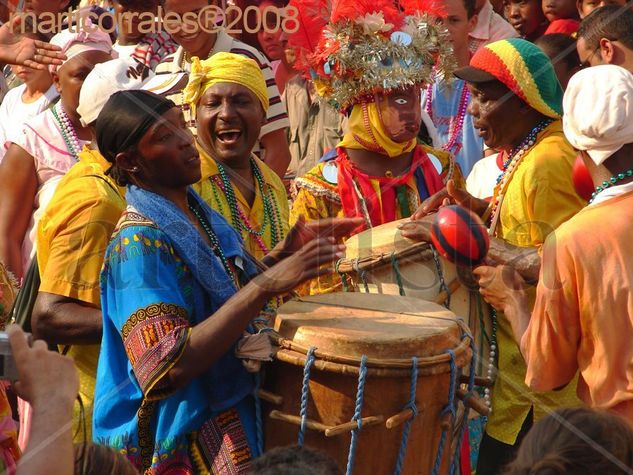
[344,218,417,259]
[273,293,462,360]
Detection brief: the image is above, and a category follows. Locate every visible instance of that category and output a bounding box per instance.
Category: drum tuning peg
[457,388,490,416]
[257,389,283,405]
[385,406,423,429]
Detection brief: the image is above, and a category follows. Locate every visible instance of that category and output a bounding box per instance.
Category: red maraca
[430,205,489,267]
[572,153,594,202]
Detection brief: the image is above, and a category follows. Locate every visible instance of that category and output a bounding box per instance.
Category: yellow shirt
[192,144,289,261]
[487,121,584,444]
[37,147,126,441]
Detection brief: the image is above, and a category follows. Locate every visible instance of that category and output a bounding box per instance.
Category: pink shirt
[7,109,88,273]
[469,0,519,54]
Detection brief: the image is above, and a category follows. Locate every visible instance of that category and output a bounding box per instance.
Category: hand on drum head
[397,218,433,243]
[473,264,527,313]
[411,180,489,220]
[254,237,346,295]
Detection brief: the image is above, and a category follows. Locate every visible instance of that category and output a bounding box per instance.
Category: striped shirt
[123,31,178,71]
[155,30,289,153]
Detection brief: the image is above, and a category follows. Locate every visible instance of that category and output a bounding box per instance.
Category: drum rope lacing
[449,330,477,475]
[297,347,317,447]
[432,349,457,475]
[430,246,451,309]
[345,355,368,475]
[393,356,419,475]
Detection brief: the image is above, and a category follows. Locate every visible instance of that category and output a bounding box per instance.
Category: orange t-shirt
[522,190,633,424]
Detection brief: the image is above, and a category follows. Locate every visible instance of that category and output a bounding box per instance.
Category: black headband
[96,89,176,163]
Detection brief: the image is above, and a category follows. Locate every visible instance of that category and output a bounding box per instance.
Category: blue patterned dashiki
[93,186,260,475]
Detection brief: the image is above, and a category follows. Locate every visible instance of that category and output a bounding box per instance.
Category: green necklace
[589,169,633,203]
[211,158,284,253]
[188,200,239,285]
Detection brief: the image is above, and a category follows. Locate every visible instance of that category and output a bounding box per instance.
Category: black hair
[463,0,477,18]
[251,445,343,475]
[577,5,633,51]
[535,33,581,71]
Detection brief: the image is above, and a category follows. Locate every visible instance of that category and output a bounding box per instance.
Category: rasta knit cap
[454,38,563,119]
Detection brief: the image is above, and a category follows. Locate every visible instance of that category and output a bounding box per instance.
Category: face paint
[374,86,422,143]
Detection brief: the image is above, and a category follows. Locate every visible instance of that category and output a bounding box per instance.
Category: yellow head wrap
[182,52,269,115]
[338,102,417,158]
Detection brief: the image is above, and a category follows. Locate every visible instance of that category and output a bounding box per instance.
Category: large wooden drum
[262,293,473,475]
[336,218,493,382]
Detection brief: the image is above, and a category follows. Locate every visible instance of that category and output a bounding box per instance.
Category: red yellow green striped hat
[454,38,563,119]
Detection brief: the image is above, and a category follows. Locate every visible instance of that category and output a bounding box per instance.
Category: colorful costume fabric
[37,146,126,442]
[291,144,458,294]
[94,186,261,474]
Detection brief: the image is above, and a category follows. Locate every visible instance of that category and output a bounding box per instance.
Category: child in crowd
[0,41,59,161]
[256,0,298,94]
[503,0,549,41]
[577,0,628,18]
[542,0,580,34]
[503,408,633,474]
[535,33,581,88]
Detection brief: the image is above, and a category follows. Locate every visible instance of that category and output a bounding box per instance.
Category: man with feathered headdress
[288,0,461,295]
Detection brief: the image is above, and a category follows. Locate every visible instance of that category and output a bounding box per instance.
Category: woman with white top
[0,61,58,161]
[0,26,115,279]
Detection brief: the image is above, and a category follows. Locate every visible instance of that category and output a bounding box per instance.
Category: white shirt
[589,181,633,206]
[0,83,59,161]
[113,42,137,60]
[466,153,503,200]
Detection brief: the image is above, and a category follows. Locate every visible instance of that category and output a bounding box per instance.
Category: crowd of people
[0,0,631,473]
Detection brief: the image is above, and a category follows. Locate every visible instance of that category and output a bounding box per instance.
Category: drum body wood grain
[263,293,472,474]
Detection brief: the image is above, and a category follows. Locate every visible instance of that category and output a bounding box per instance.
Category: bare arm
[487,238,541,284]
[166,237,343,389]
[8,325,78,475]
[474,265,531,347]
[32,292,102,345]
[0,144,37,279]
[259,128,291,179]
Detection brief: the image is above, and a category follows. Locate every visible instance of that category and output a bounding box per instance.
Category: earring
[130,166,139,172]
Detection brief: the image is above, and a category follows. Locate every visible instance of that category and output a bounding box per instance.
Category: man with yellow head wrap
[287,0,461,295]
[184,52,289,261]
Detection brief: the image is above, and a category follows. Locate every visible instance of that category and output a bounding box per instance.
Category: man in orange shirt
[476,64,633,426]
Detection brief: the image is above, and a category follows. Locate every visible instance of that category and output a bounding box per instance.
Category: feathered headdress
[287,0,456,112]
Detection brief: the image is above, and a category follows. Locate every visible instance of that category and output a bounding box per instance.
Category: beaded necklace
[425,81,470,155]
[589,170,633,204]
[487,119,554,230]
[51,102,82,160]
[188,200,240,285]
[211,158,283,254]
[484,310,498,409]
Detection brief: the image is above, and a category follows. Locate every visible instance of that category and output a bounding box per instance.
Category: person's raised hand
[0,16,65,70]
[255,237,346,295]
[6,324,78,410]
